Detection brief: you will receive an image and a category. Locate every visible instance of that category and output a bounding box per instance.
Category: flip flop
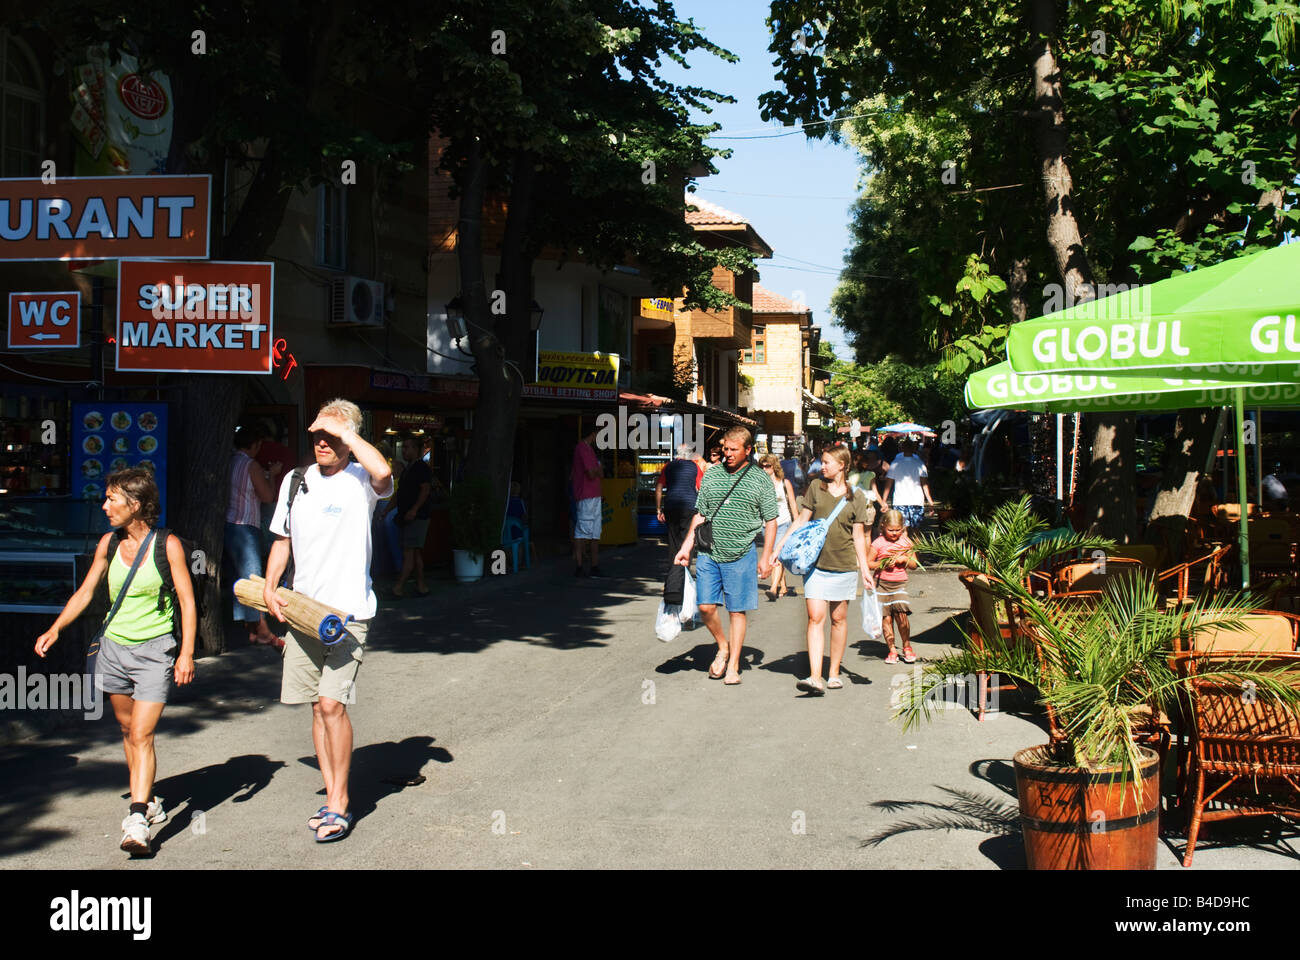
[885,651,899,664]
[307,806,329,832]
[315,810,352,843]
[902,648,917,663]
[723,670,742,685]
[826,676,844,689]
[708,652,729,679]
[796,677,825,695]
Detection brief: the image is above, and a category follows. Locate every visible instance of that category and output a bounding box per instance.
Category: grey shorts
[95,633,177,703]
[281,618,369,705]
[400,517,430,550]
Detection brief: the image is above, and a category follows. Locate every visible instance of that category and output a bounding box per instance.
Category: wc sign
[7,291,81,348]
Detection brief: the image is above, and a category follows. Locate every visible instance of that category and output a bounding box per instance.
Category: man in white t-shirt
[883,439,934,533]
[264,398,393,843]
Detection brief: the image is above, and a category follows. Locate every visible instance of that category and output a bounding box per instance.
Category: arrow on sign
[29,332,63,340]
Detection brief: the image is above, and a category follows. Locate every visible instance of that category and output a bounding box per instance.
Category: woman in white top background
[760,455,799,600]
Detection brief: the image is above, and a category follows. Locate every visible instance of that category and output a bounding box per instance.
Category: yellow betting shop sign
[640,298,674,322]
[524,351,620,400]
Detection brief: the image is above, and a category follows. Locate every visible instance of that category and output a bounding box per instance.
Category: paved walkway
[3,541,1297,869]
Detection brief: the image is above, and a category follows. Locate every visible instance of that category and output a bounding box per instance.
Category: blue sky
[662,0,862,356]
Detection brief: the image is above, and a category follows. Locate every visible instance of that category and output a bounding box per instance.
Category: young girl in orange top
[867,509,919,663]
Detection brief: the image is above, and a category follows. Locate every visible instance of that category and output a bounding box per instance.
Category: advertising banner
[73,402,169,523]
[0,174,210,261]
[116,260,274,374]
[8,292,81,348]
[523,351,620,401]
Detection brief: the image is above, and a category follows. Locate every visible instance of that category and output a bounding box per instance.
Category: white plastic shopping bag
[861,587,883,639]
[656,600,683,642]
[679,569,697,623]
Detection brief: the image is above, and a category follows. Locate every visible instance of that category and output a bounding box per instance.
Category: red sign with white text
[0,175,210,261]
[116,260,274,374]
[8,292,81,348]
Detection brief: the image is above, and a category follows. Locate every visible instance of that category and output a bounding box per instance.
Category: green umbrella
[997,244,1300,588]
[966,362,1300,414]
[1006,242,1300,378]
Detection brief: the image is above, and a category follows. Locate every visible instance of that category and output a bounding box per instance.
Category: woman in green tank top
[35,467,196,856]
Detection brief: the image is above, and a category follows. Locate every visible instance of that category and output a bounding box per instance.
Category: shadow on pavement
[150,753,288,850]
[297,735,454,826]
[0,743,124,858]
[861,758,1027,870]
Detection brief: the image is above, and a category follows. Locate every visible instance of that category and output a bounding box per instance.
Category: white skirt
[802,567,859,602]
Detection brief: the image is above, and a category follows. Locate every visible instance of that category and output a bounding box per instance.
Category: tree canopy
[762,0,1300,372]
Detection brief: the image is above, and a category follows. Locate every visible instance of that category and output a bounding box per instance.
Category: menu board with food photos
[72,402,168,524]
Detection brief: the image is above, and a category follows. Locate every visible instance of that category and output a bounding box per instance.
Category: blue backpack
[779,487,854,577]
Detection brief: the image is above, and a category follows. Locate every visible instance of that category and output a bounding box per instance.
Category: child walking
[867,509,918,663]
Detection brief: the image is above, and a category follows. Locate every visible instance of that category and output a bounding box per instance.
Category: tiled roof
[684,194,749,225]
[752,284,811,314]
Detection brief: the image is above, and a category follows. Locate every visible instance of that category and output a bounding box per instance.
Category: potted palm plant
[449,477,501,583]
[906,496,1300,869]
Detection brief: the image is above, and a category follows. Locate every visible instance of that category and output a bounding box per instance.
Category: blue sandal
[307,806,329,832]
[315,810,352,843]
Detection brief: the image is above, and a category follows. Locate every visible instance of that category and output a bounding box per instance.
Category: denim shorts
[898,504,925,529]
[224,521,265,622]
[695,542,758,612]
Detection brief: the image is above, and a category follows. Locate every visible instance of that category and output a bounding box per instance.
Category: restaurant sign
[116,260,274,374]
[523,351,620,400]
[0,175,210,261]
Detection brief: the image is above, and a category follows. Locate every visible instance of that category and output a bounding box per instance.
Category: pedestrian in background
[227,424,282,645]
[773,446,872,693]
[759,454,798,600]
[386,436,433,598]
[674,426,778,685]
[572,421,605,577]
[882,438,935,534]
[657,442,704,605]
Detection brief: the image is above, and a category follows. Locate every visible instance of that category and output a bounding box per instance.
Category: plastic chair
[503,516,530,572]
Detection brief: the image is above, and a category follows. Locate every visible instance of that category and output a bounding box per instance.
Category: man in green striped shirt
[674,426,778,685]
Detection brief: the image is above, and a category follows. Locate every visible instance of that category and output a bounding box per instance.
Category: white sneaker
[145,797,167,825]
[120,812,151,855]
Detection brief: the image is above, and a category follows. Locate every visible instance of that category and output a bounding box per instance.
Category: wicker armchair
[1174,611,1300,867]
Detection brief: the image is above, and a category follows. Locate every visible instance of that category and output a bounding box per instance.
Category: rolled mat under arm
[234,575,356,645]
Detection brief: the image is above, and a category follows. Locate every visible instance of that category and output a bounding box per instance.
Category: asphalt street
[3,540,1298,870]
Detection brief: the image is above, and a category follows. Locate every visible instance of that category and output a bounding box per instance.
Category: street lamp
[444,295,466,341]
[530,300,544,332]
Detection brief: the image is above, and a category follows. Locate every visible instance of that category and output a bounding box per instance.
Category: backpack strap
[153,527,175,614]
[282,467,308,536]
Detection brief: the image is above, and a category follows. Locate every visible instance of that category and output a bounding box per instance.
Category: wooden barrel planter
[1013,745,1161,870]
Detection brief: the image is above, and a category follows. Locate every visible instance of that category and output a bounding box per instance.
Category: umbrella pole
[1056,413,1064,501]
[1235,390,1250,589]
[1254,407,1263,511]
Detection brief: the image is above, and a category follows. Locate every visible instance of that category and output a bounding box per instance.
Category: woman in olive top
[773,446,873,695]
[35,468,196,856]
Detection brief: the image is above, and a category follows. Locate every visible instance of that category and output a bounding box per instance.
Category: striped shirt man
[694,461,779,562]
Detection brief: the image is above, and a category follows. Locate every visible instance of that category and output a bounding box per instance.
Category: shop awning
[619,391,758,428]
[802,388,834,416]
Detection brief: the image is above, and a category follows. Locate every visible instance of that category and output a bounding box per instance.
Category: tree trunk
[171,376,241,654]
[1008,256,1031,323]
[165,2,350,653]
[455,145,531,538]
[1030,0,1135,539]
[1143,407,1223,560]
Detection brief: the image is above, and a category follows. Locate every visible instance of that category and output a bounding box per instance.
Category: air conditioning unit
[329,276,385,327]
